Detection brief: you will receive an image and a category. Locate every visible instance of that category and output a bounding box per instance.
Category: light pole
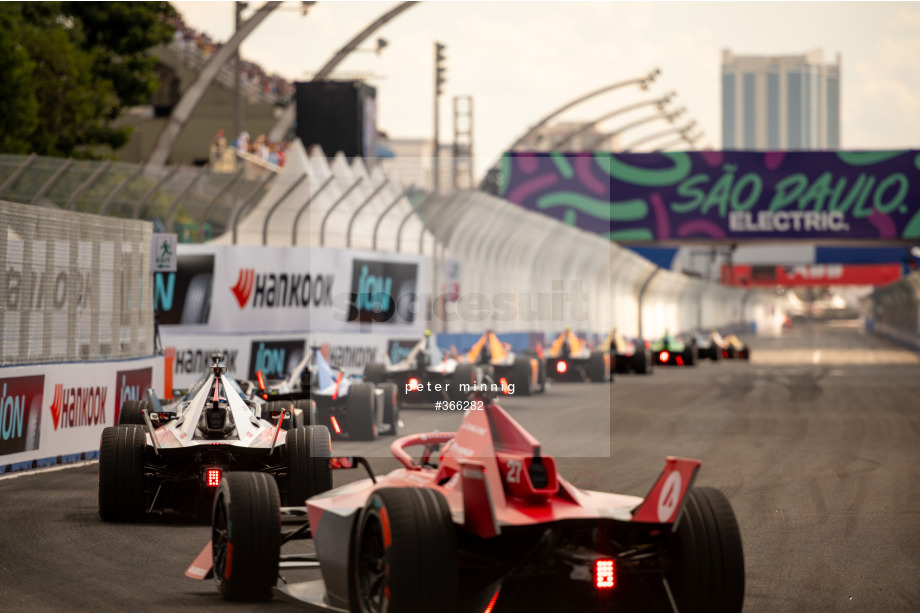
[621,121,697,152]
[234,2,247,142]
[268,1,419,142]
[433,42,446,192]
[547,92,675,150]
[582,107,685,151]
[477,68,661,189]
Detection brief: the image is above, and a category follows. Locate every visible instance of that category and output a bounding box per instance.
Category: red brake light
[331,372,343,400]
[206,468,221,488]
[723,350,729,358]
[660,351,669,363]
[483,588,500,613]
[595,559,616,589]
[676,355,684,366]
[556,360,567,374]
[408,377,420,391]
[330,416,341,434]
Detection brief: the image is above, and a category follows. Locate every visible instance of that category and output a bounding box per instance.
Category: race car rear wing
[631,457,701,527]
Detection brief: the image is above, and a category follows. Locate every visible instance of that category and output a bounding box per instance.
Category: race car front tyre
[709,344,721,361]
[363,362,388,385]
[347,382,378,441]
[379,383,399,435]
[450,364,479,401]
[98,425,147,522]
[511,356,535,396]
[118,399,148,425]
[353,487,458,612]
[587,351,611,382]
[285,425,333,506]
[212,472,281,602]
[668,486,745,612]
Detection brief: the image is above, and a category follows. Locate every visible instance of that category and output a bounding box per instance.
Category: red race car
[186,385,744,612]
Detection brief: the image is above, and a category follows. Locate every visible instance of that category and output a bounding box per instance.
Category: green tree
[0,1,177,158]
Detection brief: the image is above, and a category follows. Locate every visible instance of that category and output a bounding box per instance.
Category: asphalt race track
[1,320,918,612]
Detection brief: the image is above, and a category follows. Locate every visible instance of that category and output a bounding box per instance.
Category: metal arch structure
[477,68,661,188]
[621,121,697,153]
[346,179,389,247]
[146,1,283,167]
[292,174,335,246]
[372,188,411,250]
[547,93,676,151]
[268,1,420,142]
[262,173,309,245]
[582,107,685,151]
[319,177,364,246]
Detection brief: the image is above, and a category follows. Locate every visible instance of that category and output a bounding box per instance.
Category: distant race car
[692,330,724,362]
[459,330,546,395]
[722,333,751,360]
[364,330,480,407]
[186,380,745,612]
[543,329,611,383]
[599,329,654,375]
[252,346,399,441]
[650,332,697,366]
[99,354,332,522]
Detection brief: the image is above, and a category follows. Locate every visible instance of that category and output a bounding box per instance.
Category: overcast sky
[173,1,920,180]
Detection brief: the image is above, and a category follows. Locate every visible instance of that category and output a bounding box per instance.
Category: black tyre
[212,472,281,601]
[379,383,399,435]
[682,347,697,366]
[118,399,147,425]
[98,425,147,522]
[293,399,316,426]
[587,351,611,382]
[347,382,378,441]
[709,344,721,361]
[614,354,630,374]
[631,347,652,374]
[535,358,547,393]
[739,347,750,360]
[450,364,479,401]
[510,356,535,396]
[364,362,389,385]
[354,488,458,612]
[669,486,745,612]
[285,425,333,506]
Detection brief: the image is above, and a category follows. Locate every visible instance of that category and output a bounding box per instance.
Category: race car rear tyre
[631,348,652,374]
[511,356,535,396]
[739,348,750,360]
[98,425,147,522]
[450,364,479,401]
[353,487,458,612]
[293,400,316,427]
[681,348,697,366]
[212,472,281,602]
[587,351,611,382]
[668,486,745,612]
[348,382,378,441]
[364,362,388,385]
[285,425,333,506]
[379,383,399,435]
[118,399,147,425]
[709,345,721,361]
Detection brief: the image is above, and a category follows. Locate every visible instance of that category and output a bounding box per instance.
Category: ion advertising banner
[499,150,920,242]
[156,245,427,336]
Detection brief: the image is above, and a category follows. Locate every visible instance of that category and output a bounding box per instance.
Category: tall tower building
[721,48,840,150]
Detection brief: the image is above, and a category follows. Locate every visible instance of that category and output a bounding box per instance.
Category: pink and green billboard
[499,151,920,242]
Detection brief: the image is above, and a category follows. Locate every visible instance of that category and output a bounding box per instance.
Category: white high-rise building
[721,48,840,150]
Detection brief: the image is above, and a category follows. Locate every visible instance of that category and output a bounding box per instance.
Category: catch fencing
[0,201,153,366]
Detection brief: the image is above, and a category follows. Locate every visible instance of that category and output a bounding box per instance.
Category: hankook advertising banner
[0,356,166,470]
[499,150,920,242]
[155,246,426,336]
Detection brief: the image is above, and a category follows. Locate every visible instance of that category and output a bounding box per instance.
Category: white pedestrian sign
[151,234,177,272]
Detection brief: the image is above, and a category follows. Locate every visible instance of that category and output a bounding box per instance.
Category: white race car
[98,355,332,522]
